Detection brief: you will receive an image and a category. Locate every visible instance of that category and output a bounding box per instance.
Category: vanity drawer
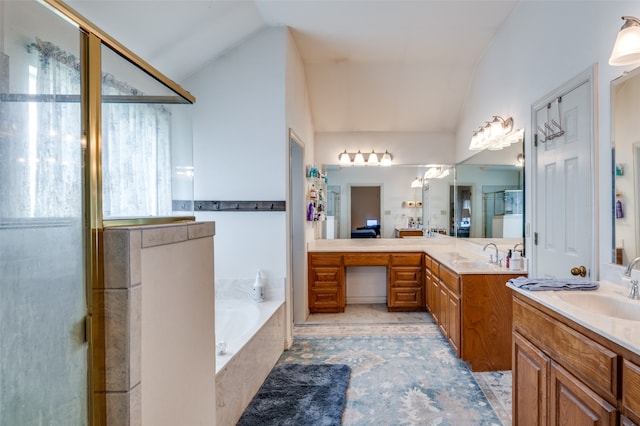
[622,359,640,423]
[439,265,460,294]
[389,266,421,287]
[513,298,618,402]
[344,253,389,266]
[309,253,342,266]
[390,253,423,266]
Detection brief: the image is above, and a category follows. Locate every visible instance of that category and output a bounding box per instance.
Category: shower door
[1,1,88,423]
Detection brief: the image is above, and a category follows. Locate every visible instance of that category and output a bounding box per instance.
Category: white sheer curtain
[101,77,172,218]
[0,38,82,219]
[17,38,173,220]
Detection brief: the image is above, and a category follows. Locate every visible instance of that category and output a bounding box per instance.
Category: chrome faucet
[513,242,524,255]
[624,257,640,300]
[483,243,500,265]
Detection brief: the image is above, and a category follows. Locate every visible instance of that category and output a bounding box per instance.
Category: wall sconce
[338,149,393,166]
[469,116,515,151]
[410,177,424,188]
[609,16,640,66]
[423,166,450,179]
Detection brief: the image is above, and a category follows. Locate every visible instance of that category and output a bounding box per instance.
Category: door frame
[288,129,305,334]
[530,65,598,277]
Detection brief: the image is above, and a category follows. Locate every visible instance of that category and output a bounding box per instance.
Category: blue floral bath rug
[237,363,350,426]
[280,323,503,426]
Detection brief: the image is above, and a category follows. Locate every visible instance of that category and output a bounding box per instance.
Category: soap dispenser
[253,269,264,302]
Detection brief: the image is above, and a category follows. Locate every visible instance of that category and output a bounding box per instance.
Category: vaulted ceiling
[67,0,518,134]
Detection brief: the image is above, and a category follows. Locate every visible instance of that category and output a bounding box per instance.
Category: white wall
[187,27,288,282]
[285,29,315,331]
[456,1,640,279]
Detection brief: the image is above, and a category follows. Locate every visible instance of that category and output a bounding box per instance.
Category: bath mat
[237,363,351,426]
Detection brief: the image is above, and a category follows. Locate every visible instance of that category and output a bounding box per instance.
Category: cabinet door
[549,362,617,426]
[513,332,549,426]
[425,268,433,311]
[309,266,343,312]
[446,289,460,355]
[388,266,423,309]
[622,359,640,424]
[438,283,449,337]
[429,274,440,322]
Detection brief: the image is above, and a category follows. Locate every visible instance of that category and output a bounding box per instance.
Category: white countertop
[508,280,640,356]
[308,237,526,275]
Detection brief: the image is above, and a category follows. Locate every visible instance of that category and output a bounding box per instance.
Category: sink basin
[555,292,640,321]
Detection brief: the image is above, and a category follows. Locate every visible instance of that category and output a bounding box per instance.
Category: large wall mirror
[322,164,454,239]
[611,67,640,265]
[454,129,525,241]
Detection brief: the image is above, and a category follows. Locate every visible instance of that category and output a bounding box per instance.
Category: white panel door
[533,69,595,278]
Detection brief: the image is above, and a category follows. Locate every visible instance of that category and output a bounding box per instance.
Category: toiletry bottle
[616,198,624,219]
[308,184,317,200]
[510,250,521,271]
[506,250,511,268]
[253,270,264,302]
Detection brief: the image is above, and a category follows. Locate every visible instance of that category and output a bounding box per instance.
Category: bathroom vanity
[308,237,526,371]
[509,281,640,425]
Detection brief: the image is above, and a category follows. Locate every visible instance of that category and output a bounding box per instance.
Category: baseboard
[346,296,387,304]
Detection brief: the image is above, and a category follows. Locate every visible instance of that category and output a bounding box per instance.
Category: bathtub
[215,299,283,373]
[214,298,285,425]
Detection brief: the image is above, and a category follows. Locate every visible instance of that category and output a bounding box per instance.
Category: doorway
[289,131,306,325]
[532,66,596,278]
[350,186,381,236]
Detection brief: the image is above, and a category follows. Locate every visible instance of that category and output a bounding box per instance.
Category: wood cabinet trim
[622,359,640,423]
[439,264,460,293]
[549,361,617,426]
[513,331,549,425]
[513,297,618,402]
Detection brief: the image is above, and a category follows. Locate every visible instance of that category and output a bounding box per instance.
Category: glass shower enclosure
[0,0,195,423]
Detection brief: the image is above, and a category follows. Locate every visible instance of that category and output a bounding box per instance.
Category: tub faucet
[624,257,640,300]
[483,243,500,265]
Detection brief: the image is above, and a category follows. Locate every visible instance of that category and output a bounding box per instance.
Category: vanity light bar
[469,116,514,151]
[338,150,392,166]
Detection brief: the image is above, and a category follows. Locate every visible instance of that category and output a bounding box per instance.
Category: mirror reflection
[454,130,525,239]
[611,67,640,265]
[323,165,453,239]
[317,129,525,241]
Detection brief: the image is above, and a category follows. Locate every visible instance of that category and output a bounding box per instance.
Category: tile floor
[300,304,513,425]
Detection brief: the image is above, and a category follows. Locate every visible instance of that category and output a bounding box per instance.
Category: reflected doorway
[350,186,381,238]
[452,185,472,237]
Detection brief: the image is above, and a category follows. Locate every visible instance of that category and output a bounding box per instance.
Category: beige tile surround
[96,221,215,426]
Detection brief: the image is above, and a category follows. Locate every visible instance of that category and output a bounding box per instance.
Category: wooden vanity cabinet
[513,294,640,426]
[308,251,426,313]
[438,264,461,355]
[425,254,521,371]
[308,253,344,313]
[425,255,439,320]
[387,253,424,311]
